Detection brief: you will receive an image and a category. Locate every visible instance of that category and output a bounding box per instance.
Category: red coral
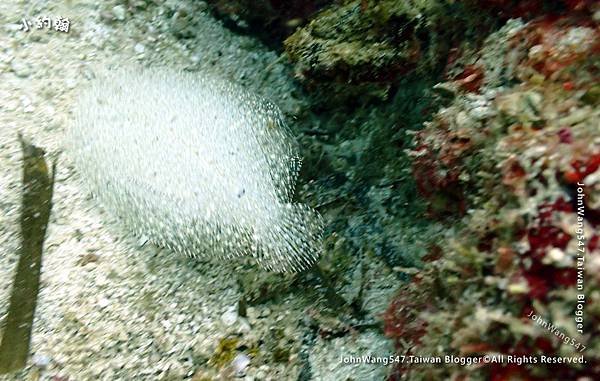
[557,127,573,144]
[564,153,600,184]
[589,235,599,251]
[383,288,429,350]
[513,15,600,80]
[388,10,600,380]
[516,199,579,299]
[523,272,551,299]
[533,337,555,353]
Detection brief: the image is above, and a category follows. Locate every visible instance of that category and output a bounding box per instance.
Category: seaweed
[0,135,55,374]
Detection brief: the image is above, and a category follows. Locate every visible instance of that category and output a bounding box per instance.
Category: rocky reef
[284,0,499,84]
[2,0,598,379]
[384,8,600,380]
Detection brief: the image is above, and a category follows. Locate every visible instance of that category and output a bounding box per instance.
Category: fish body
[70,67,323,272]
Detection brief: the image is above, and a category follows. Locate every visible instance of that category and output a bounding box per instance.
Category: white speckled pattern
[69,67,323,272]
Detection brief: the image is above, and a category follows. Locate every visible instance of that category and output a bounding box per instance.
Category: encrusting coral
[385,7,600,381]
[69,67,324,272]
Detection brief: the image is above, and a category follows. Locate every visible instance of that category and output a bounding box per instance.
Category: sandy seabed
[0,1,395,380]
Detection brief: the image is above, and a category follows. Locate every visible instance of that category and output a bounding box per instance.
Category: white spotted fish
[69,67,323,272]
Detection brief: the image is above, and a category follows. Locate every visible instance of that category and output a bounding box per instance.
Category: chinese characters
[20,16,70,33]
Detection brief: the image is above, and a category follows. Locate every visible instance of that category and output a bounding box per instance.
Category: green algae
[208,336,240,369]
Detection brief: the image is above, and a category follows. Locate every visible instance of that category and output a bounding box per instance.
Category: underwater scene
[0,1,598,380]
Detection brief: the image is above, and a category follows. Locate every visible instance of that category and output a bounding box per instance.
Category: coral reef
[4,0,598,378]
[284,0,498,87]
[385,10,600,380]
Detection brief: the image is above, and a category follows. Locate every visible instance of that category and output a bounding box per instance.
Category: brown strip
[0,134,55,374]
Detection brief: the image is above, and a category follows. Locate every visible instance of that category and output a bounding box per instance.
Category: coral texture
[284,0,498,86]
[385,11,600,381]
[69,67,324,272]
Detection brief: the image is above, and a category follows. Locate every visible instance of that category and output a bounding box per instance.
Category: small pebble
[112,5,127,21]
[221,307,237,326]
[11,59,31,78]
[65,77,78,89]
[232,353,250,374]
[246,307,258,324]
[32,353,51,368]
[20,95,34,113]
[190,54,201,64]
[237,317,251,333]
[97,297,110,308]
